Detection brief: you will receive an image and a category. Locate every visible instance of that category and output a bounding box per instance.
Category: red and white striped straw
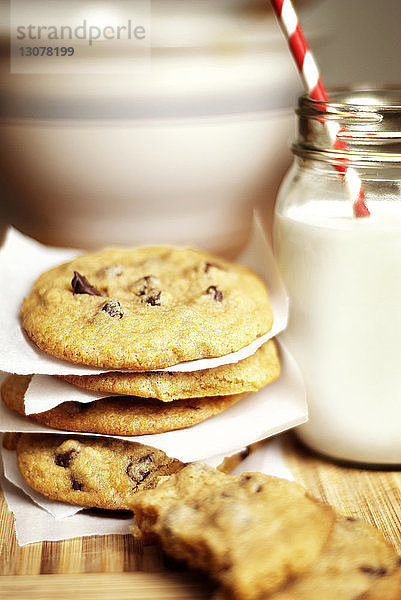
[270,0,370,217]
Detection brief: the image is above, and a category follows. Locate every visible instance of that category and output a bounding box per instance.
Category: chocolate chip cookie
[15,433,184,510]
[2,374,245,435]
[21,247,273,370]
[60,340,280,401]
[131,463,335,599]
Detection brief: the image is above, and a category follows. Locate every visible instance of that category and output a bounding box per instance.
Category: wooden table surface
[1,431,401,599]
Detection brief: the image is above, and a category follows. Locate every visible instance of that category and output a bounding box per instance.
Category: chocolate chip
[204,263,212,273]
[72,479,83,491]
[55,449,78,468]
[133,275,162,306]
[101,299,123,318]
[71,271,101,296]
[134,275,160,295]
[204,262,221,273]
[240,475,252,485]
[359,565,387,577]
[126,454,154,486]
[145,290,161,306]
[205,285,223,301]
[346,516,357,522]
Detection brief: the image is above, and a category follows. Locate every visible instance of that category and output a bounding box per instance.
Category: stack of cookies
[2,246,280,510]
[131,463,401,600]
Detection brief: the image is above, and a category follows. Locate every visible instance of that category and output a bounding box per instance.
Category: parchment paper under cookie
[0,342,307,463]
[0,215,288,376]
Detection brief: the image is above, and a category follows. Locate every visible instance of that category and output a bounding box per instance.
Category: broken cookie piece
[130,463,335,599]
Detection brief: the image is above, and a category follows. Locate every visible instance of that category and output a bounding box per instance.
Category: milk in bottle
[274,90,401,463]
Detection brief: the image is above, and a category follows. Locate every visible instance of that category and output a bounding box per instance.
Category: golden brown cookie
[130,463,335,599]
[21,247,273,370]
[1,374,245,436]
[15,433,184,510]
[60,340,280,401]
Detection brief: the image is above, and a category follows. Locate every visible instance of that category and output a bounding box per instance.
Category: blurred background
[0,0,400,255]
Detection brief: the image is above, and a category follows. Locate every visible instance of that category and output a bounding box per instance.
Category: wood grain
[0,573,214,599]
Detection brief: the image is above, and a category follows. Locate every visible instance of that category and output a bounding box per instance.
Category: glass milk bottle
[274,89,401,464]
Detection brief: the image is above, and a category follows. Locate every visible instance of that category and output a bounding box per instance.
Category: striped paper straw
[270,0,370,217]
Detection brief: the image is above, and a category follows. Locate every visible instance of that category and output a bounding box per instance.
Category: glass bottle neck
[294,87,401,167]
